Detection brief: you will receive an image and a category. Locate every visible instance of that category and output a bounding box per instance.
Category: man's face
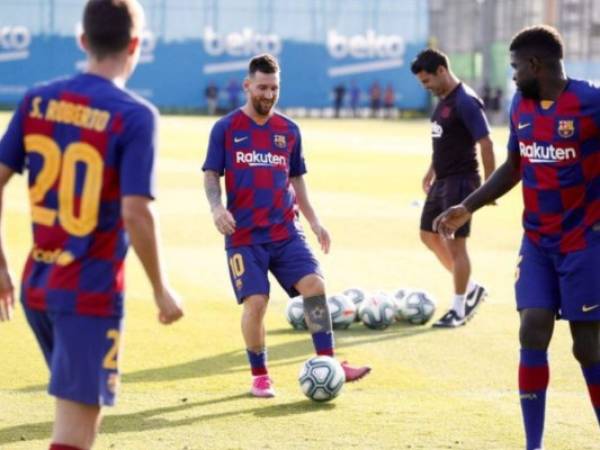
[510,51,541,100]
[245,71,279,116]
[415,67,446,97]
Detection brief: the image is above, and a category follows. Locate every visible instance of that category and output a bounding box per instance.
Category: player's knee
[519,319,552,349]
[242,296,268,318]
[572,333,600,367]
[419,230,437,249]
[296,274,325,297]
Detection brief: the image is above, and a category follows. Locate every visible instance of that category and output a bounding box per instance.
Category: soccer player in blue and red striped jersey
[0,1,183,449]
[203,54,370,398]
[434,25,600,449]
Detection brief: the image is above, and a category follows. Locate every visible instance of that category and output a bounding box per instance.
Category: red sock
[50,444,85,450]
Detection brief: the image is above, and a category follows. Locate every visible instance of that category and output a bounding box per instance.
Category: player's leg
[516,236,560,450]
[48,314,122,449]
[558,246,600,426]
[570,321,600,425]
[419,230,454,272]
[51,399,101,449]
[226,246,274,397]
[443,236,470,318]
[271,236,371,382]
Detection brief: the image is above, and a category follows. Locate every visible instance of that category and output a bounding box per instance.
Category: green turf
[0,114,597,449]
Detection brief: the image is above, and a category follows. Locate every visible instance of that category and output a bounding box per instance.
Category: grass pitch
[0,113,597,449]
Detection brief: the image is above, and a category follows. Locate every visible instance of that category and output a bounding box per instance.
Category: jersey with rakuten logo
[508,78,600,252]
[202,109,306,248]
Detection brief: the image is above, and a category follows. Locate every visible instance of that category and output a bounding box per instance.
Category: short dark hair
[83,0,141,59]
[509,25,564,60]
[410,49,449,75]
[248,54,280,76]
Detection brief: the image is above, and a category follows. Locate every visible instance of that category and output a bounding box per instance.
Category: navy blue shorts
[515,235,600,321]
[226,235,322,303]
[23,306,123,406]
[420,174,480,238]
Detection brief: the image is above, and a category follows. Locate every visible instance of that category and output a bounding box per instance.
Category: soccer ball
[298,356,345,402]
[399,290,436,325]
[285,295,307,330]
[358,291,395,330]
[391,288,412,321]
[327,294,357,329]
[343,287,367,321]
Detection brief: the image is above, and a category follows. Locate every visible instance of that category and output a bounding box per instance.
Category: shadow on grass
[16,322,438,392]
[0,393,334,445]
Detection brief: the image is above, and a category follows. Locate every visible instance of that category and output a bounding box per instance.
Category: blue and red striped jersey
[202,109,306,248]
[0,73,158,317]
[508,78,600,252]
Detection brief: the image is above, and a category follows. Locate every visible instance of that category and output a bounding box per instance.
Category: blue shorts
[226,235,322,303]
[515,235,600,321]
[23,306,123,406]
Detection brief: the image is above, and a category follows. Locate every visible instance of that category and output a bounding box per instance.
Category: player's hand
[310,221,331,254]
[433,205,472,240]
[0,267,15,322]
[154,286,184,325]
[212,205,236,235]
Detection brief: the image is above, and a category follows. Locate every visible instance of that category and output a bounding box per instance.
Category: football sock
[246,349,268,376]
[467,280,478,294]
[519,349,549,450]
[452,294,465,318]
[581,361,600,425]
[49,445,84,450]
[303,294,334,356]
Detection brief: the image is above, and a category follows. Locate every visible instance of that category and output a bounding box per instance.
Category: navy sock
[582,361,600,426]
[246,349,267,376]
[312,331,334,357]
[519,349,549,450]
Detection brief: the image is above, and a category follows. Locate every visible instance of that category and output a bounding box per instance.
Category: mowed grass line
[0,113,596,449]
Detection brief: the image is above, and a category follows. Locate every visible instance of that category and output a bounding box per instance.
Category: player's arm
[422,163,435,194]
[434,150,521,239]
[290,175,330,254]
[0,163,15,321]
[203,170,235,235]
[120,107,182,325]
[477,135,496,181]
[121,196,183,324]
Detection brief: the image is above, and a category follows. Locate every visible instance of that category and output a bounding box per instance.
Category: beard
[251,96,276,116]
[518,78,541,100]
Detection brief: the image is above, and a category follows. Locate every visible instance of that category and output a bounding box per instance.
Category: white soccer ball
[391,288,412,321]
[399,290,436,325]
[358,291,395,330]
[327,294,357,329]
[285,295,307,330]
[343,287,367,321]
[298,356,345,402]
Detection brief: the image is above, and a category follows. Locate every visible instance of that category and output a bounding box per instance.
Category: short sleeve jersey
[508,78,600,252]
[202,109,306,248]
[0,73,158,317]
[431,83,490,179]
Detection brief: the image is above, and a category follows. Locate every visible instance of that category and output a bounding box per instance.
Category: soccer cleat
[464,284,487,321]
[432,310,466,328]
[340,361,371,382]
[250,375,275,398]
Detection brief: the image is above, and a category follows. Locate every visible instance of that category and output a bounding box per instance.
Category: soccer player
[0,1,184,449]
[434,25,600,449]
[202,53,371,398]
[411,49,496,328]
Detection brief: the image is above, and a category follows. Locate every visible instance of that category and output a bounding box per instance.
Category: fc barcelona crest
[557,120,575,138]
[273,134,287,148]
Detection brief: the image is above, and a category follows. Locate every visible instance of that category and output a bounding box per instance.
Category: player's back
[0,72,157,317]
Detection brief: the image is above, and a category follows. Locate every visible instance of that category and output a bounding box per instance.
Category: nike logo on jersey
[518,122,531,130]
[234,136,248,143]
[582,304,600,313]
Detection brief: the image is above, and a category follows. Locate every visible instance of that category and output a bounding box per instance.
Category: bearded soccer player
[202,54,370,398]
[411,49,496,328]
[434,26,600,449]
[0,1,184,448]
